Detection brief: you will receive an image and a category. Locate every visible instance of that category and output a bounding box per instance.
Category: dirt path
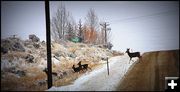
[116,50,179,91]
[48,50,179,91]
[48,55,138,91]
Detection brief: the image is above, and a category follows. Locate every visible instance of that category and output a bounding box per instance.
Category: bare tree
[85,8,100,44]
[51,4,76,42]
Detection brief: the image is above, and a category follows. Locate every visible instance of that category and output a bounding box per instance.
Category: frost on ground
[48,54,138,91]
[1,35,123,91]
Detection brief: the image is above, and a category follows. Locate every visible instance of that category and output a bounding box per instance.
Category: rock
[41,40,46,45]
[9,68,26,77]
[33,43,40,49]
[12,42,25,52]
[1,38,25,52]
[25,54,34,63]
[1,47,8,54]
[16,70,26,77]
[29,34,40,42]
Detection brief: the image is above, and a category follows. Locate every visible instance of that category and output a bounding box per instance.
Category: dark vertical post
[104,22,107,45]
[107,57,109,75]
[45,0,52,89]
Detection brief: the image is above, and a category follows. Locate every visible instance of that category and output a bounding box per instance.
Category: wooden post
[45,0,52,89]
[107,57,109,75]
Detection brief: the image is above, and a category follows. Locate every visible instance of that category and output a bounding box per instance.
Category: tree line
[51,5,112,45]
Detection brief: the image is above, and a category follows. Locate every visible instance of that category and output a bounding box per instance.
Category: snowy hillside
[48,55,139,91]
[1,35,123,91]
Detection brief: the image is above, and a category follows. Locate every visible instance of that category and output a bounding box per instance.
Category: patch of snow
[1,59,11,70]
[52,57,60,65]
[47,54,138,91]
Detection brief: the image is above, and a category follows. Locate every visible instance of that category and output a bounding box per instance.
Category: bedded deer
[126,48,141,64]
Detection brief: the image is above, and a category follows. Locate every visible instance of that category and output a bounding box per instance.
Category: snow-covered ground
[48,54,138,91]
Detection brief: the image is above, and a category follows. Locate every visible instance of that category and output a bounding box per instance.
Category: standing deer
[126,48,141,64]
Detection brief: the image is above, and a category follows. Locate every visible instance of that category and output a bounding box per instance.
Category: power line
[109,9,178,24]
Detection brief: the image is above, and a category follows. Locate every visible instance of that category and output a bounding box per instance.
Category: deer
[72,65,81,73]
[77,61,92,72]
[126,48,141,64]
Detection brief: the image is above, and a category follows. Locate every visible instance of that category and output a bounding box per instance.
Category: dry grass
[1,39,114,91]
[1,72,47,91]
[1,65,47,91]
[68,47,77,54]
[2,51,28,61]
[1,59,102,91]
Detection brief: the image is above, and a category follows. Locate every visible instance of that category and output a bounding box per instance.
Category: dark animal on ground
[72,65,81,73]
[77,61,92,71]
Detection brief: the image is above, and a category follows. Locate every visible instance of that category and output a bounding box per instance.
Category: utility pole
[78,19,83,38]
[45,0,52,89]
[100,22,111,45]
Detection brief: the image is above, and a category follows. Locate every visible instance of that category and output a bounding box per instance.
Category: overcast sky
[1,1,179,52]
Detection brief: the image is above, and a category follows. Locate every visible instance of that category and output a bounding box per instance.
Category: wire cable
[109,9,178,24]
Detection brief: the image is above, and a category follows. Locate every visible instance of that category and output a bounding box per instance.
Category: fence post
[107,57,109,75]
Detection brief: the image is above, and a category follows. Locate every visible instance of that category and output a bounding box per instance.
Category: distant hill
[116,49,179,91]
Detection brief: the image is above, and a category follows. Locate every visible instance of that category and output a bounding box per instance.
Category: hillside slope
[116,50,179,91]
[1,36,122,91]
[48,55,138,91]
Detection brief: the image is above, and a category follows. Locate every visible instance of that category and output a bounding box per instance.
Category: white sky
[1,1,179,52]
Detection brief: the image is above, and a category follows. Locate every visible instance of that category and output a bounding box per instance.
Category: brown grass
[1,59,103,91]
[1,66,47,91]
[2,51,28,61]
